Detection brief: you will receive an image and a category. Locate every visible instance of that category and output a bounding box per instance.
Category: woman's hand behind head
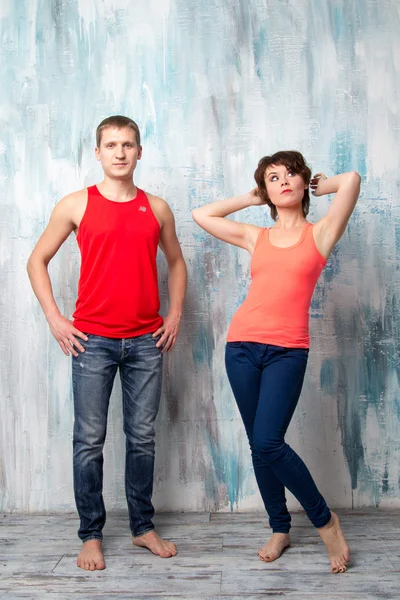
[248,187,267,206]
[310,173,328,196]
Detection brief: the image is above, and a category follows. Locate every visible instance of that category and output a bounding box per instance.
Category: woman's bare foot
[318,511,350,573]
[258,533,291,562]
[132,530,177,558]
[77,539,105,571]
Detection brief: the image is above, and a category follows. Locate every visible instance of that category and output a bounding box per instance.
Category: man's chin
[108,169,134,179]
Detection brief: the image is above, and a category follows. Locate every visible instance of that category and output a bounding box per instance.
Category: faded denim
[72,333,163,541]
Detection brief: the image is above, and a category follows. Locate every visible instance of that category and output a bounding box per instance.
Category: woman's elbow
[192,208,203,224]
[348,171,361,186]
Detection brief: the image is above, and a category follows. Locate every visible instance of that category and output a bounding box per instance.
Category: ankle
[318,518,335,532]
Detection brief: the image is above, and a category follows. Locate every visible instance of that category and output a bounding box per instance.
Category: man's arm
[27,192,88,357]
[148,195,187,352]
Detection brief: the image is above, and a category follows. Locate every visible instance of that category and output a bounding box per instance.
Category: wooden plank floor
[1,509,399,599]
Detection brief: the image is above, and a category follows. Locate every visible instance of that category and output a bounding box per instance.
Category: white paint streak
[142,82,157,128]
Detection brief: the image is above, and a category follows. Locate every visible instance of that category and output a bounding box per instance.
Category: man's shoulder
[143,191,172,219]
[61,187,88,205]
[143,191,168,208]
[57,188,88,211]
[53,188,88,225]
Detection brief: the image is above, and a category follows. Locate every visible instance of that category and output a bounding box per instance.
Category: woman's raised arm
[192,189,263,253]
[311,171,361,258]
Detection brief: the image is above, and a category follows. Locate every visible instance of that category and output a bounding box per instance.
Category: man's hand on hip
[153,313,181,353]
[47,313,88,357]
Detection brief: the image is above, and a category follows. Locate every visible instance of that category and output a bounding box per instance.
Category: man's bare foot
[132,530,177,558]
[258,533,291,562]
[318,511,350,574]
[77,539,105,571]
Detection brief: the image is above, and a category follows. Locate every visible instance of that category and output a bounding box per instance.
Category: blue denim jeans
[72,333,163,541]
[225,342,331,533]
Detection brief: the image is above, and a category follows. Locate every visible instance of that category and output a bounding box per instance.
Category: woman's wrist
[312,172,360,197]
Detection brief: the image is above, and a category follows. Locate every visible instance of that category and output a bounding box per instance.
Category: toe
[331,561,339,574]
[261,553,274,562]
[265,555,275,563]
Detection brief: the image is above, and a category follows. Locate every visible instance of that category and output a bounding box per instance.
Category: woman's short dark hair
[254,150,312,221]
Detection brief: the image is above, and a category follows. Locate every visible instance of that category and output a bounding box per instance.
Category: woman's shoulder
[249,225,268,254]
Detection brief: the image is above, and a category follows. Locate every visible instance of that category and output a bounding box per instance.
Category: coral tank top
[227,223,326,348]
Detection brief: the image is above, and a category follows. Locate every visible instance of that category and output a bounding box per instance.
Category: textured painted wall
[1,0,400,512]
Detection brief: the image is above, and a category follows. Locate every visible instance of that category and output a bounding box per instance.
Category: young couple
[28,115,360,574]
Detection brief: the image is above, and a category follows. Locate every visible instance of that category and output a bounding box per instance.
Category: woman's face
[264,163,307,212]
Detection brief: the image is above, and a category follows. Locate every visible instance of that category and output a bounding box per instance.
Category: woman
[192,151,360,574]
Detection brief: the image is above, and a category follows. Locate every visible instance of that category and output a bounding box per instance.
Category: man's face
[95,126,142,179]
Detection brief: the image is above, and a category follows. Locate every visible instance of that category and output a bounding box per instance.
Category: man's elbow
[165,249,186,270]
[27,252,49,276]
[26,254,35,276]
[172,255,187,271]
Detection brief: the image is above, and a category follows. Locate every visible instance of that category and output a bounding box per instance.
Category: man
[27,115,187,571]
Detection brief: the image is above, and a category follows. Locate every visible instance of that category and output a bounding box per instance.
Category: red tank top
[227,223,326,348]
[73,185,163,338]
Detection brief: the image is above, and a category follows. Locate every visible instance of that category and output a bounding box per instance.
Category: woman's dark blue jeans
[225,342,331,533]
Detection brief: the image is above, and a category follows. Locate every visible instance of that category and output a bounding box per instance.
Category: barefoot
[258,533,291,562]
[132,530,177,558]
[318,511,350,574]
[77,539,105,571]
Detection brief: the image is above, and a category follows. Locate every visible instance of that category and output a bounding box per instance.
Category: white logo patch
[138,206,147,212]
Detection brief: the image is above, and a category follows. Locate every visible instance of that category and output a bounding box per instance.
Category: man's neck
[97,177,137,202]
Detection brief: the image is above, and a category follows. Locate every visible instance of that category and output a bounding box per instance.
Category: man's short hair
[96,116,141,147]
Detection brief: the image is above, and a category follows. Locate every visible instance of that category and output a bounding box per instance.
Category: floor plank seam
[51,554,65,573]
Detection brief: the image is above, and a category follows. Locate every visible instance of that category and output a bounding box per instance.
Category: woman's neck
[274,209,307,229]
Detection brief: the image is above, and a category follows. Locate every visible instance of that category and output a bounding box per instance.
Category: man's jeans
[225,342,331,533]
[72,333,163,542]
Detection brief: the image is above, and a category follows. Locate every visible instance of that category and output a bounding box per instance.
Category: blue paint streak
[207,436,239,510]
